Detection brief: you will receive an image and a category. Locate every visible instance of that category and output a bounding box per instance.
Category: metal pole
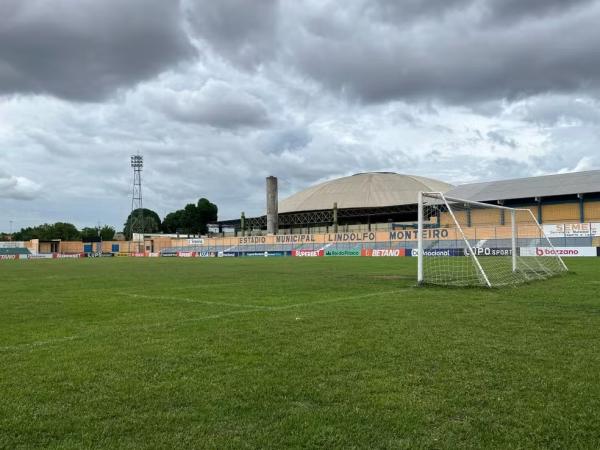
[440,193,492,287]
[417,192,424,285]
[511,210,517,272]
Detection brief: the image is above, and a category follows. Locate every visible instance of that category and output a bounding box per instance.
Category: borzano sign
[520,247,596,257]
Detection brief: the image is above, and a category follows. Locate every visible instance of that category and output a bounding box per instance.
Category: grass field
[1,257,600,449]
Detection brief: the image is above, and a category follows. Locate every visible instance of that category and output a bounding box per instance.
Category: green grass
[1,257,600,449]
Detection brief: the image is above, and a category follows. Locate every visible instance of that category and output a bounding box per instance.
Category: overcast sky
[2,0,600,231]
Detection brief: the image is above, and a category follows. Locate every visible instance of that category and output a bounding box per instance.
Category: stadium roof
[279,172,453,213]
[446,170,600,202]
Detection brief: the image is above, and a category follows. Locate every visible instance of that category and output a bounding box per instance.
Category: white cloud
[0,169,41,200]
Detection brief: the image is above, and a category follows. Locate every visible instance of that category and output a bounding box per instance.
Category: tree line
[124,198,218,237]
[4,198,218,241]
[9,223,116,242]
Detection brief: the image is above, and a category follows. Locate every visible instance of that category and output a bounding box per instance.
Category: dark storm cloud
[518,95,600,126]
[186,0,280,69]
[148,80,271,129]
[287,0,600,104]
[180,0,600,105]
[0,0,194,101]
[1,0,599,230]
[486,131,517,149]
[483,0,594,24]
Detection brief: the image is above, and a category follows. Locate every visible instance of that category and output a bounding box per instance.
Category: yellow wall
[542,203,580,223]
[585,201,600,222]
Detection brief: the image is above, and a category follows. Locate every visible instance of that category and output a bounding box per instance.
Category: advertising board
[244,251,289,257]
[291,249,324,257]
[464,247,514,257]
[409,248,464,257]
[27,254,54,259]
[520,247,597,257]
[361,248,406,257]
[543,223,600,238]
[177,251,196,257]
[324,248,361,257]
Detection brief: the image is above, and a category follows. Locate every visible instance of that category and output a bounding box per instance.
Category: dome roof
[279,172,453,213]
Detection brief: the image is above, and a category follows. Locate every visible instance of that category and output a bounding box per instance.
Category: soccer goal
[417,192,568,287]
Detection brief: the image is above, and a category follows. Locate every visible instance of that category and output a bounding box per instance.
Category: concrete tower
[266,176,278,235]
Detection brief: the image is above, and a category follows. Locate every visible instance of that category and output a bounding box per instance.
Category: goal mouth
[417,192,568,288]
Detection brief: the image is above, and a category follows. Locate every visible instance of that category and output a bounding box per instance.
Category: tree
[161,210,184,234]
[196,198,218,234]
[161,198,218,235]
[99,225,115,241]
[123,208,161,238]
[80,225,116,241]
[13,222,81,241]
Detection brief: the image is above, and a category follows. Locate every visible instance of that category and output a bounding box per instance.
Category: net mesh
[419,192,567,287]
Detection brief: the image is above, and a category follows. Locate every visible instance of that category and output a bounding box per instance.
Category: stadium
[3,169,600,260]
[218,169,600,234]
[3,168,600,447]
[2,167,600,439]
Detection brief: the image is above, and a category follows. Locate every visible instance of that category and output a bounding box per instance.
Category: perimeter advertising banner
[324,248,361,256]
[361,248,406,257]
[243,251,290,257]
[408,248,464,257]
[27,254,54,259]
[291,249,324,257]
[464,247,514,257]
[520,247,597,257]
[542,223,600,238]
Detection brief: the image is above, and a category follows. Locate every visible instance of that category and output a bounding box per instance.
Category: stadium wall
[4,219,600,259]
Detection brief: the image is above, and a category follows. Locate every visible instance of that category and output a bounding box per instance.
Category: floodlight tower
[130,154,144,240]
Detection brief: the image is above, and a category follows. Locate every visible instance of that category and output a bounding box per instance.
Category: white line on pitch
[120,292,268,310]
[2,289,410,351]
[176,289,410,324]
[0,335,79,352]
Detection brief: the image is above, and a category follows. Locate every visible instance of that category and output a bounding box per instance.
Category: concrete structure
[279,172,452,212]
[446,170,600,224]
[266,176,278,235]
[215,170,600,235]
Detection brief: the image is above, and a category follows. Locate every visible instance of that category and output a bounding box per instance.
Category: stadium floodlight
[130,155,143,168]
[417,192,568,287]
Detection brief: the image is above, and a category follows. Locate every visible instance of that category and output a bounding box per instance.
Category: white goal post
[417,192,568,287]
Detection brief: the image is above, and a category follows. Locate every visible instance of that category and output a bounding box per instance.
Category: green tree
[123,208,161,238]
[161,210,184,234]
[81,227,100,241]
[80,225,115,241]
[196,198,218,234]
[161,198,218,235]
[13,223,81,241]
[99,225,115,240]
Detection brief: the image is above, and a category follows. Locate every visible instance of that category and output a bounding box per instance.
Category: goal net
[417,192,568,287]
